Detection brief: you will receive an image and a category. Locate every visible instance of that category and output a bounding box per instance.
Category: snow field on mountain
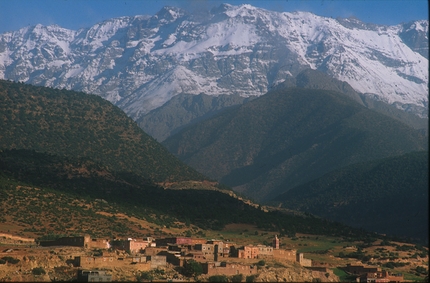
[0,4,427,118]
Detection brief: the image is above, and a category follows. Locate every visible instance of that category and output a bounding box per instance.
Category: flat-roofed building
[77,270,112,282]
[203,262,258,276]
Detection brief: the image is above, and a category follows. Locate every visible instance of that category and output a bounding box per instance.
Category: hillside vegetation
[163,87,428,201]
[0,80,205,183]
[0,149,378,241]
[273,151,429,244]
[0,79,383,240]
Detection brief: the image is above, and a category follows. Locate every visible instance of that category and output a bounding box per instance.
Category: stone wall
[203,262,258,276]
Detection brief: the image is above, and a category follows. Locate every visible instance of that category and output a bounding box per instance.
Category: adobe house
[221,242,235,258]
[77,270,112,282]
[39,235,109,249]
[273,248,296,261]
[184,251,206,262]
[194,243,216,261]
[345,264,381,275]
[346,265,404,282]
[191,238,207,245]
[237,245,259,259]
[155,237,193,247]
[207,240,227,260]
[296,253,312,267]
[167,243,191,254]
[131,256,147,264]
[202,261,258,276]
[156,250,183,266]
[257,244,274,258]
[380,270,403,282]
[111,238,151,254]
[143,246,167,256]
[74,256,115,268]
[358,270,404,283]
[146,255,167,269]
[39,236,86,247]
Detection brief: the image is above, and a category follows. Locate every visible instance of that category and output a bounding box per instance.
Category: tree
[182,260,203,277]
[32,267,46,275]
[232,274,244,282]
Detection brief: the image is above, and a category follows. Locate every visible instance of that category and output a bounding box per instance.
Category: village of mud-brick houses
[38,234,311,276]
[36,234,405,282]
[1,232,406,282]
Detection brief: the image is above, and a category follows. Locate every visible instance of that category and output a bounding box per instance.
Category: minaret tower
[273,234,279,249]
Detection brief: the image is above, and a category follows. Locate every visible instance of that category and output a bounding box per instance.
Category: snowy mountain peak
[154,6,187,23]
[403,20,429,33]
[224,3,259,16]
[0,4,428,118]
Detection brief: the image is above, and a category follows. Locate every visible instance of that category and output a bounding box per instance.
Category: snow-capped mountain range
[0,4,428,118]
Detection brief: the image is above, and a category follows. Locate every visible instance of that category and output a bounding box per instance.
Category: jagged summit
[0,3,428,118]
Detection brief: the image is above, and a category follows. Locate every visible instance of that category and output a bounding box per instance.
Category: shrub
[137,271,153,281]
[32,267,46,275]
[231,274,243,282]
[257,260,266,266]
[246,275,257,282]
[209,275,229,282]
[1,257,20,264]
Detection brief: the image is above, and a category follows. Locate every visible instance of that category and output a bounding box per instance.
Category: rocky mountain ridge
[0,4,428,119]
[162,87,428,202]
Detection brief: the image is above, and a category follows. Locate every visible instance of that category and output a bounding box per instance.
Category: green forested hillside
[0,80,205,182]
[162,87,428,201]
[1,80,372,239]
[273,151,429,244]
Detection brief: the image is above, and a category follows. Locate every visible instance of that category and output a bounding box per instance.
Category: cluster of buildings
[344,264,404,283]
[39,234,312,277]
